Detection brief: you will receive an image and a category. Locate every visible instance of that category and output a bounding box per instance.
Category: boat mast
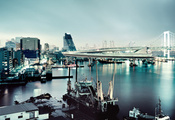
[96,60,99,100]
[76,58,77,83]
[112,60,116,99]
[67,66,71,94]
[108,60,116,99]
[158,97,162,116]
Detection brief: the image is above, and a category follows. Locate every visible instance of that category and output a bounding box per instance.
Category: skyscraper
[63,33,76,51]
[20,37,40,50]
[13,50,24,67]
[15,37,23,43]
[16,43,20,50]
[44,43,49,51]
[20,37,41,58]
[110,41,115,48]
[5,41,16,51]
[103,40,107,48]
[0,47,13,79]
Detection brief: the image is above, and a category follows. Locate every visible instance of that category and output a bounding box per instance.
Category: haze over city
[1,1,175,120]
[0,0,175,48]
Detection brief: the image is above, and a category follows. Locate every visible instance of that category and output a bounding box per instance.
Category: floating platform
[0,80,27,86]
[52,76,73,79]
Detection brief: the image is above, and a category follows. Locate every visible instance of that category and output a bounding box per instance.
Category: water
[0,61,175,119]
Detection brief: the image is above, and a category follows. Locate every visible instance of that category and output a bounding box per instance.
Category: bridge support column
[65,57,69,65]
[129,59,137,67]
[142,59,148,66]
[133,59,136,65]
[88,58,93,67]
[163,31,171,59]
[89,58,91,65]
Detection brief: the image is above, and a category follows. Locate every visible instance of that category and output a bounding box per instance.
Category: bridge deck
[63,52,155,59]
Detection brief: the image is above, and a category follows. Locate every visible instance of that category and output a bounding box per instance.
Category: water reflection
[0,61,175,119]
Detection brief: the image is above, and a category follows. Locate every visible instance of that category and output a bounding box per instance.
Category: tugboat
[155,98,170,120]
[63,60,119,119]
[124,98,170,120]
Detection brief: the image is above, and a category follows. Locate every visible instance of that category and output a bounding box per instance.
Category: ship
[124,98,170,120]
[155,98,170,120]
[63,60,119,120]
[98,59,125,64]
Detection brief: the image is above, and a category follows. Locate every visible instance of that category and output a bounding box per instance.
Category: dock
[52,76,73,79]
[15,93,95,120]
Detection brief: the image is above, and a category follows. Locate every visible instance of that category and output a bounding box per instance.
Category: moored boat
[124,99,170,120]
[63,60,119,119]
[0,74,27,86]
[99,59,125,64]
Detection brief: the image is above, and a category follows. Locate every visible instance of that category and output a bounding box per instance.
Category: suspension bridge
[63,31,175,59]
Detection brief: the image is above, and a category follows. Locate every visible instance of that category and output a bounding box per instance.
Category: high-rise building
[9,37,23,51]
[44,43,49,51]
[110,41,115,48]
[20,37,41,58]
[63,33,76,51]
[13,50,24,68]
[16,43,20,50]
[0,47,13,79]
[103,40,107,48]
[53,47,59,51]
[40,45,42,51]
[5,41,16,51]
[15,37,23,43]
[20,37,40,50]
[85,43,89,50]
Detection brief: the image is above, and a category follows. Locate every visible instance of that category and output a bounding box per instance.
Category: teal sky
[0,0,175,49]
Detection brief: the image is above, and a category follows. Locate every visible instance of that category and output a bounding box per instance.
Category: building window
[18,115,23,118]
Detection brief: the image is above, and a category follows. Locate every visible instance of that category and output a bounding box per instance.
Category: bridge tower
[163,31,175,58]
[163,31,170,58]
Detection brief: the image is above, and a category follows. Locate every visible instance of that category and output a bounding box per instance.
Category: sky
[0,0,175,49]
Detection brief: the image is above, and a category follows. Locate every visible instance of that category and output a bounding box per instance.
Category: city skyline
[0,0,175,48]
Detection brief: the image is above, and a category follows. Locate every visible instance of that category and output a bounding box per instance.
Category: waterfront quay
[0,60,175,119]
[1,0,175,119]
[0,59,74,86]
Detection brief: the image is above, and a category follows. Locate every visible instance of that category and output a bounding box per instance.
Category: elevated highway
[62,51,154,59]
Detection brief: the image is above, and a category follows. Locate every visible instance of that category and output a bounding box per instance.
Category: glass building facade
[63,33,76,51]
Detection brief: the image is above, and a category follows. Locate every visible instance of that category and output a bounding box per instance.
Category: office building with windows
[5,41,16,51]
[20,37,41,58]
[62,33,76,51]
[0,48,13,79]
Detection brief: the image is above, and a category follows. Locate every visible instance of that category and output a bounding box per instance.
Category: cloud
[0,0,175,48]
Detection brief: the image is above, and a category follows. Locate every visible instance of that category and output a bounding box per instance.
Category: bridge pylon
[163,31,171,58]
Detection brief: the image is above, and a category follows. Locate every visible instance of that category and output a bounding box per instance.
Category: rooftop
[0,103,38,115]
